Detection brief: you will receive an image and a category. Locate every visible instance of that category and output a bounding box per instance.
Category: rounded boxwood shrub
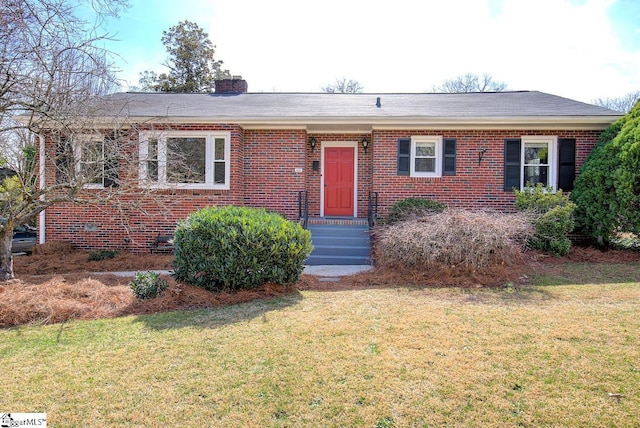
[172,206,313,291]
[387,197,447,224]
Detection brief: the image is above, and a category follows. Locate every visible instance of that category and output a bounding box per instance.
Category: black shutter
[557,138,576,191]
[504,138,521,191]
[397,138,410,176]
[443,138,456,176]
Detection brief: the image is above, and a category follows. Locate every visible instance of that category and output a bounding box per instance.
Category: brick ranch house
[37,78,621,254]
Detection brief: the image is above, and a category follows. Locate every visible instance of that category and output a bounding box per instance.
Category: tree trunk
[0,230,14,281]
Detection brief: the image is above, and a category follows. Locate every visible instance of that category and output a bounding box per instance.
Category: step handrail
[298,190,309,229]
[367,191,379,228]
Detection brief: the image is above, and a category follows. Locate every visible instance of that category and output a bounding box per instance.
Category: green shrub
[172,206,313,291]
[610,233,640,250]
[571,102,640,246]
[130,271,168,300]
[515,184,571,213]
[386,197,447,224]
[514,184,576,256]
[88,249,118,261]
[376,210,532,269]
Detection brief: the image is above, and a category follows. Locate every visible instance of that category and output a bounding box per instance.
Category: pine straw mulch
[13,240,175,275]
[1,243,639,328]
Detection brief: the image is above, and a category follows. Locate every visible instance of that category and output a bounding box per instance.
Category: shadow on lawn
[130,288,304,331]
[528,262,640,286]
[299,270,558,305]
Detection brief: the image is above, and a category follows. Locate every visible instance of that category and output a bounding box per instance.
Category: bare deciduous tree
[0,0,133,280]
[321,78,364,93]
[592,90,640,113]
[432,73,507,93]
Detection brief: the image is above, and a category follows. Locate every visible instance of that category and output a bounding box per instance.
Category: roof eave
[104,114,622,132]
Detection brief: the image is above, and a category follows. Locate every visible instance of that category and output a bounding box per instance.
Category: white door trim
[320,141,358,218]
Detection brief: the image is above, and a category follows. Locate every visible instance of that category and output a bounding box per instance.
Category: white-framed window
[521,136,557,189]
[410,136,443,177]
[75,134,106,188]
[139,131,230,189]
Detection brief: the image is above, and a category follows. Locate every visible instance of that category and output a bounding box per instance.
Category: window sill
[144,183,230,191]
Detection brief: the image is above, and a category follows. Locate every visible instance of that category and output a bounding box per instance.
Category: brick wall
[43,124,246,252]
[41,125,602,252]
[243,129,307,217]
[371,129,601,216]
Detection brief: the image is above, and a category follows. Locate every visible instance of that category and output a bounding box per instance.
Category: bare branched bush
[375,210,533,270]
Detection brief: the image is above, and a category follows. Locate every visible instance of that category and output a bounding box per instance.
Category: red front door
[324,147,355,216]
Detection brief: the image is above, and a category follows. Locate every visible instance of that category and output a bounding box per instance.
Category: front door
[324,146,355,217]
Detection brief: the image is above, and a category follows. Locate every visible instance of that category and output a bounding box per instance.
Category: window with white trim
[504,135,556,191]
[75,135,106,188]
[410,136,443,177]
[397,137,456,177]
[140,131,230,189]
[522,136,557,189]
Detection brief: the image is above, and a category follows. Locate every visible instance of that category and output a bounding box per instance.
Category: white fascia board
[105,114,621,131]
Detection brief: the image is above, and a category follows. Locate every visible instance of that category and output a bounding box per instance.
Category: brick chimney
[214,76,248,93]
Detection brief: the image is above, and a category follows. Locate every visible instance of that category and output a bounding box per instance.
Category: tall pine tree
[140,20,230,93]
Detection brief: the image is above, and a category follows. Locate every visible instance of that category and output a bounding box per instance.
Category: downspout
[38,134,46,244]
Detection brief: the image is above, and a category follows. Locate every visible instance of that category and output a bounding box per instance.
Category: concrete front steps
[305,219,371,266]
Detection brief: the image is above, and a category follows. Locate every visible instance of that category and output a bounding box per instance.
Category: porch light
[361,138,369,154]
[309,136,317,151]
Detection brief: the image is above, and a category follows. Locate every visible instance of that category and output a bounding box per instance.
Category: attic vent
[376,97,381,108]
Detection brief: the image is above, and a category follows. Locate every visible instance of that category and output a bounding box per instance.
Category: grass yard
[1,262,639,427]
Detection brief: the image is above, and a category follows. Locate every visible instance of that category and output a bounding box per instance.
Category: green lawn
[2,264,639,427]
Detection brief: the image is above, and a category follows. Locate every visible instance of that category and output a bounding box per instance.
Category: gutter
[103,115,621,132]
[38,134,46,245]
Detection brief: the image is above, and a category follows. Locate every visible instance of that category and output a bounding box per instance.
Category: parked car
[12,224,37,255]
[0,218,37,255]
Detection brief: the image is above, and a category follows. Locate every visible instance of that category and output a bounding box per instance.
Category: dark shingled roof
[96,91,621,131]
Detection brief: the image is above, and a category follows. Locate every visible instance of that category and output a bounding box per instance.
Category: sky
[99,0,640,103]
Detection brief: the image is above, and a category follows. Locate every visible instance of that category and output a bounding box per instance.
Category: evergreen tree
[140,20,230,93]
[571,101,640,245]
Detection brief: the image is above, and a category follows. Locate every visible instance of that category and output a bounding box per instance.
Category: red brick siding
[243,129,307,217]
[43,124,246,251]
[371,129,600,216]
[41,126,601,252]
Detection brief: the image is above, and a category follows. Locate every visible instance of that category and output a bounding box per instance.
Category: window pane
[214,161,225,184]
[82,140,104,184]
[524,165,548,186]
[147,139,158,181]
[524,143,548,164]
[215,138,225,160]
[167,137,206,183]
[415,142,435,157]
[415,158,435,173]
